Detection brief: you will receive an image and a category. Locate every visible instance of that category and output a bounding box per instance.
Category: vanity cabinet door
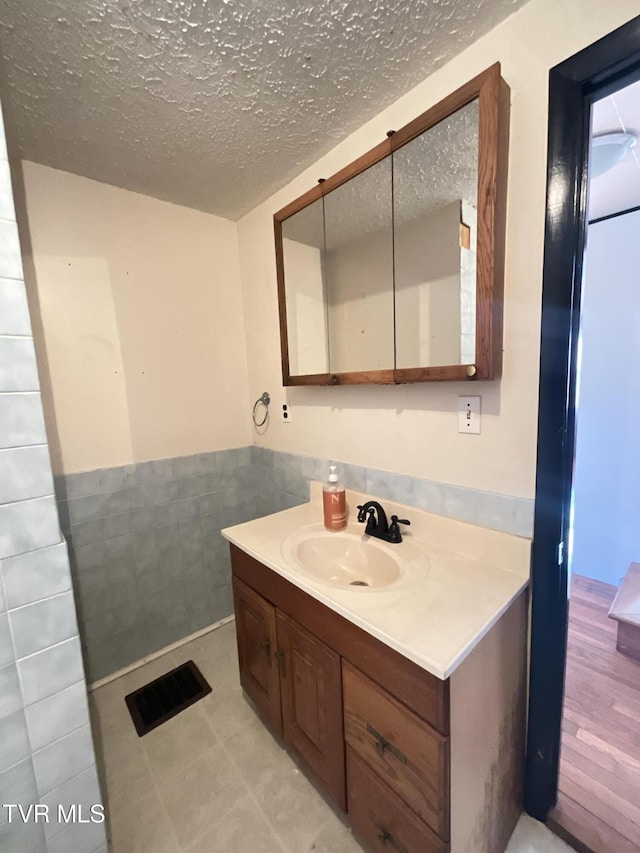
[276,610,346,811]
[232,578,282,737]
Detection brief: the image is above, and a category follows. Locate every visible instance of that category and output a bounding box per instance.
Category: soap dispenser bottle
[323,465,347,530]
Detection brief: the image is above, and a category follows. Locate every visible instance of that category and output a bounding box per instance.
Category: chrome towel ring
[252,391,271,427]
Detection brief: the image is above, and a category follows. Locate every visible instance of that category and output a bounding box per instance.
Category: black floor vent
[124,660,211,736]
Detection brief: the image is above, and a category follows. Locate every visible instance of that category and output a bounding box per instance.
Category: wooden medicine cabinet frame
[274,62,510,386]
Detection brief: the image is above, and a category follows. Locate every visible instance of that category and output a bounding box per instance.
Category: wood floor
[549,573,640,852]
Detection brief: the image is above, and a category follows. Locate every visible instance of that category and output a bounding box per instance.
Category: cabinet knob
[466,364,477,377]
[274,649,286,677]
[260,638,271,657]
[376,824,408,853]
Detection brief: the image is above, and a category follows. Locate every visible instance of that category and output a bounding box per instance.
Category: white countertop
[222,483,531,681]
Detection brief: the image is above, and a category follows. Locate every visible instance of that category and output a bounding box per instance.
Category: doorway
[525,12,640,853]
[551,79,640,849]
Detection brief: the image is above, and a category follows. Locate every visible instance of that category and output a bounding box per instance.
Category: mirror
[274,63,508,385]
[393,99,479,369]
[281,197,328,376]
[324,158,394,374]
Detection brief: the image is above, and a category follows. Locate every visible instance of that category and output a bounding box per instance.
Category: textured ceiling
[0,0,526,219]
[590,77,640,221]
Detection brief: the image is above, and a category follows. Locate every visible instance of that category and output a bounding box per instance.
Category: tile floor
[89,621,574,853]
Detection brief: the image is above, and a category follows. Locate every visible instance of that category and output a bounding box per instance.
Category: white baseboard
[87,614,236,691]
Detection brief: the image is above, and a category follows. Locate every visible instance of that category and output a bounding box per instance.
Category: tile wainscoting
[56,446,533,684]
[54,448,262,683]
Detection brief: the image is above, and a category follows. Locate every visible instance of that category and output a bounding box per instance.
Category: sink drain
[350,580,369,587]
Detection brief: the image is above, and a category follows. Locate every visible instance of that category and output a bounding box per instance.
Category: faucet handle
[388,515,410,543]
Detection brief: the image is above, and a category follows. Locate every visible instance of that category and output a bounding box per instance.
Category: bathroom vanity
[222,486,530,853]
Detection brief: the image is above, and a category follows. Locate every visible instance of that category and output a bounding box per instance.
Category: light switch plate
[458,396,481,434]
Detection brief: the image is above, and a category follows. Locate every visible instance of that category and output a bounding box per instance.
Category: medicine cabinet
[274,63,509,385]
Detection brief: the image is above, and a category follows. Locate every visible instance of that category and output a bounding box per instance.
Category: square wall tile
[365,468,392,500]
[46,821,106,853]
[413,478,444,514]
[0,817,45,852]
[33,724,95,797]
[173,453,208,479]
[25,681,90,752]
[69,519,104,548]
[1,542,71,609]
[0,496,61,559]
[96,465,126,493]
[0,709,30,773]
[0,392,47,448]
[0,612,13,668]
[387,473,415,506]
[344,464,367,492]
[0,760,42,849]
[0,759,38,816]
[41,765,103,844]
[17,635,84,705]
[0,661,22,719]
[514,498,535,537]
[9,591,78,659]
[102,512,129,540]
[130,506,155,533]
[0,576,5,612]
[65,471,98,500]
[0,446,54,504]
[0,278,31,336]
[0,336,39,392]
[0,220,23,280]
[0,163,16,223]
[216,448,238,472]
[67,489,128,524]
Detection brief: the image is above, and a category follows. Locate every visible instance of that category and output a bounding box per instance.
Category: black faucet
[356,501,411,544]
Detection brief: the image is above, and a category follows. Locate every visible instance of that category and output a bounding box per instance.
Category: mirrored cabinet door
[393,99,479,370]
[323,157,394,374]
[281,197,328,376]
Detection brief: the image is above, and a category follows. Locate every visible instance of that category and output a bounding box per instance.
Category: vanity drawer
[347,748,448,853]
[343,661,449,840]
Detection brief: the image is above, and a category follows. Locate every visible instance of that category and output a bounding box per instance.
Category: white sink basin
[281,523,425,589]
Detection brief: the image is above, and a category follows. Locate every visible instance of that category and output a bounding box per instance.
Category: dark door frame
[524,14,640,822]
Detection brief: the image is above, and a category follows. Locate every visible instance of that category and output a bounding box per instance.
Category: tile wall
[58,444,533,687]
[250,447,535,538]
[55,448,262,683]
[0,102,106,853]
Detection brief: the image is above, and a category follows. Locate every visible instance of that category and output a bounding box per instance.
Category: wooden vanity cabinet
[231,544,527,853]
[232,576,346,810]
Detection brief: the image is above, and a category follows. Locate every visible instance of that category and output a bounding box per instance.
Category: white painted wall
[237,0,640,500]
[570,211,640,587]
[19,162,251,474]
